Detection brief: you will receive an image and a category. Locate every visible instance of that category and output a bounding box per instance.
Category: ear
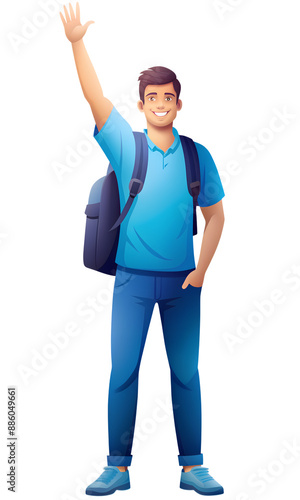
[137,100,144,112]
[177,99,182,111]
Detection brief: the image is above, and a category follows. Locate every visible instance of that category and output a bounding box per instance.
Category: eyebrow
[145,92,175,97]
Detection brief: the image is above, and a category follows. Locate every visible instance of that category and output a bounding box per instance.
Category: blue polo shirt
[94,106,224,272]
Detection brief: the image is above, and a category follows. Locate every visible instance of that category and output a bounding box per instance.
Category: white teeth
[154,112,168,116]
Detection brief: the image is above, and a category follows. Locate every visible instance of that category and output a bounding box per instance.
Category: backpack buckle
[129,178,144,198]
[190,181,200,201]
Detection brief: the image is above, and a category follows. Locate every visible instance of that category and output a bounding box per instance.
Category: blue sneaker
[85,466,130,496]
[180,466,224,495]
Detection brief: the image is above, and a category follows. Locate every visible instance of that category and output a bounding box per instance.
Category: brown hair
[138,66,181,103]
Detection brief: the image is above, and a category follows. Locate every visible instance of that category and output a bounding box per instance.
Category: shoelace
[189,467,213,483]
[97,467,119,485]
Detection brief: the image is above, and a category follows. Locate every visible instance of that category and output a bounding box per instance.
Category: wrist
[195,268,205,281]
[71,38,84,47]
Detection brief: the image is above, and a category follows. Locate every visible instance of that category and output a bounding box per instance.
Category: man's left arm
[182,200,225,289]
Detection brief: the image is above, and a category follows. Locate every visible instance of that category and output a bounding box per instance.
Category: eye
[148,96,156,101]
[165,97,172,101]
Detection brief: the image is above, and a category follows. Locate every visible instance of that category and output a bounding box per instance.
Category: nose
[156,99,165,109]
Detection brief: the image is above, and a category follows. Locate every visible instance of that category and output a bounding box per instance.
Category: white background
[1,0,300,499]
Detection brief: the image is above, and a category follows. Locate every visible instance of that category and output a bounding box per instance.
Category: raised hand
[60,3,94,43]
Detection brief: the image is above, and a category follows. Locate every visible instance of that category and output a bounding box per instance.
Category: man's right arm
[60,3,113,132]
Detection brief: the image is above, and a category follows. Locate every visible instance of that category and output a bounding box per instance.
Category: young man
[60,3,225,496]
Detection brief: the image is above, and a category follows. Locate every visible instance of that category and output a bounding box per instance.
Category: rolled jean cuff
[178,454,203,466]
[107,455,132,467]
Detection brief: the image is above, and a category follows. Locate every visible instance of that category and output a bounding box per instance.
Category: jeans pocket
[114,269,134,288]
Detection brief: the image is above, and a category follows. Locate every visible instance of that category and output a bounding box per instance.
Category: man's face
[137,82,182,127]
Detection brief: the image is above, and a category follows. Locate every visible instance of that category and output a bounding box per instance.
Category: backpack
[83,131,201,276]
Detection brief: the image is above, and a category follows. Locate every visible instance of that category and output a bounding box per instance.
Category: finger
[83,20,95,32]
[182,279,188,289]
[63,5,71,22]
[59,11,66,26]
[76,2,80,21]
[69,3,75,20]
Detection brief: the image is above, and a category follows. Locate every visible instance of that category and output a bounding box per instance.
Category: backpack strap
[110,131,148,231]
[180,135,201,236]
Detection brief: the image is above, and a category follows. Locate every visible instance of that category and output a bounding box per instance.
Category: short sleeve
[196,143,225,207]
[93,106,133,175]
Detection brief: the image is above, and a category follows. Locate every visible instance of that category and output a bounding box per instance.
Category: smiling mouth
[152,111,170,117]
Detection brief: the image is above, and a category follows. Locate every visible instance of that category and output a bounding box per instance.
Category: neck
[146,121,175,153]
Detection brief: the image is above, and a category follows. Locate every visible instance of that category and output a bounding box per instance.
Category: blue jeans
[107,265,203,467]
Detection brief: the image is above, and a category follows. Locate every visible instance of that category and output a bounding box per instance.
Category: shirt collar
[143,127,180,155]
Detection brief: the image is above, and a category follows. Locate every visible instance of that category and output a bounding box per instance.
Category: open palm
[60,3,94,43]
